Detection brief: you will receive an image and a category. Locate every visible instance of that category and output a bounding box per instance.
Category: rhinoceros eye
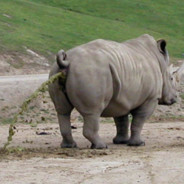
[170,77,173,81]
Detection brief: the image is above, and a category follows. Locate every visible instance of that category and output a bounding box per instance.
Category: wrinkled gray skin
[49,34,177,149]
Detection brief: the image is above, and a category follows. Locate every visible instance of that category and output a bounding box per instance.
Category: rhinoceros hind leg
[49,76,77,148]
[58,113,78,148]
[83,115,107,149]
[113,115,130,144]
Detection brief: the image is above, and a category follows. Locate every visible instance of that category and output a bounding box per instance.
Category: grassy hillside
[0,0,183,61]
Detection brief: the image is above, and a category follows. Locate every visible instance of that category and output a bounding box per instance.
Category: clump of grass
[180,93,184,100]
[1,118,14,125]
[2,72,65,150]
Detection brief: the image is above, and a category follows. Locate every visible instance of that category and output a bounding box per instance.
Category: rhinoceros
[49,34,178,149]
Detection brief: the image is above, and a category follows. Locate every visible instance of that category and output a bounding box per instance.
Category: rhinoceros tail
[56,50,70,69]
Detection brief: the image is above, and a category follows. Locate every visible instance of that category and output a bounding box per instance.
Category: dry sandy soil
[0,121,184,184]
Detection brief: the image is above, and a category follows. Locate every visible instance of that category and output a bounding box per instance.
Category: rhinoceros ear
[157,39,167,55]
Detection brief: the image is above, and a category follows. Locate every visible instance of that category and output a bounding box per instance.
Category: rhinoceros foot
[61,141,77,148]
[127,140,145,147]
[90,143,108,149]
[113,136,129,144]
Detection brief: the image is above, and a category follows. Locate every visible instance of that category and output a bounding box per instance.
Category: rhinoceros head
[157,40,178,105]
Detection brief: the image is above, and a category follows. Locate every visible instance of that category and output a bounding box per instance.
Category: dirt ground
[0,120,184,184]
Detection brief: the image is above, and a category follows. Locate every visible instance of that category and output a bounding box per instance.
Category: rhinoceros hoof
[113,136,129,144]
[61,141,77,148]
[127,140,145,147]
[90,143,108,149]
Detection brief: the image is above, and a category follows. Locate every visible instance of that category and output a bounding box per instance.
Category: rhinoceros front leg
[113,115,130,144]
[57,113,77,148]
[83,115,107,149]
[128,100,157,146]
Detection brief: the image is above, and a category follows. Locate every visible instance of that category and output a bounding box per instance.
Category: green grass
[0,117,13,125]
[180,93,184,100]
[0,0,184,61]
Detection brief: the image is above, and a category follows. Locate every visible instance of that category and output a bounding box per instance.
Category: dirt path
[0,74,48,83]
[0,121,184,184]
[0,74,48,106]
